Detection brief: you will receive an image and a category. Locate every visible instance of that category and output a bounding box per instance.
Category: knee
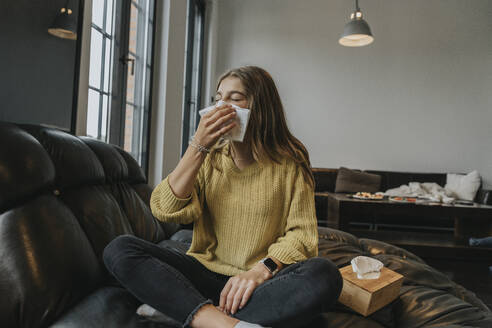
[305,257,343,301]
[102,234,138,271]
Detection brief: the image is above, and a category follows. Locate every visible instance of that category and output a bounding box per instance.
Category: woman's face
[215,76,249,109]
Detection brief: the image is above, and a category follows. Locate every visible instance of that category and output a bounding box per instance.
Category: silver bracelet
[189,139,210,153]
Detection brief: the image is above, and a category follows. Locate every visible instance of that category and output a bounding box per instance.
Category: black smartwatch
[259,257,279,275]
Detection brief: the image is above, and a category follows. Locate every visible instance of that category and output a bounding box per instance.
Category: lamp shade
[339,17,373,47]
[48,9,77,40]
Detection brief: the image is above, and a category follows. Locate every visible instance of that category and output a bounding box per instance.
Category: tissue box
[338,265,403,316]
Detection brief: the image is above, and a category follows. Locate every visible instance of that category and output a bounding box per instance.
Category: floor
[425,258,492,310]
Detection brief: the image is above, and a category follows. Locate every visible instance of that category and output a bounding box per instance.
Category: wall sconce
[48,0,77,40]
[339,0,374,47]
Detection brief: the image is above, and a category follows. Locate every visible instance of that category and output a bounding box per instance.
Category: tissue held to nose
[198,100,251,142]
[351,256,384,279]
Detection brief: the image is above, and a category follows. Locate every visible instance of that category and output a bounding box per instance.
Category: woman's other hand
[194,103,237,149]
[218,263,272,315]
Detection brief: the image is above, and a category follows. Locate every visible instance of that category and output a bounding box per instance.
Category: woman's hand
[194,103,237,149]
[219,263,272,315]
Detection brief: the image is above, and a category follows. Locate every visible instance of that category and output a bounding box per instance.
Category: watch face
[263,258,277,272]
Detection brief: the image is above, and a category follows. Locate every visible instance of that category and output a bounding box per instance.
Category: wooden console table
[317,192,492,261]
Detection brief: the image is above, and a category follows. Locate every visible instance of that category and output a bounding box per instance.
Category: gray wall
[0,0,81,131]
[148,0,189,187]
[213,0,492,188]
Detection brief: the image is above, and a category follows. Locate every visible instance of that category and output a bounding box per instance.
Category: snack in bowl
[352,192,384,200]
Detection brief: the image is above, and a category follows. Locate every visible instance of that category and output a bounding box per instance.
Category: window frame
[181,0,206,156]
[88,0,115,141]
[71,0,86,134]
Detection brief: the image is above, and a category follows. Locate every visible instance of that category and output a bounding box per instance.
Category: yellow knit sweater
[150,143,318,276]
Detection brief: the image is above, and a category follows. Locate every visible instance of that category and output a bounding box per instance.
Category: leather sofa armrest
[476,189,492,205]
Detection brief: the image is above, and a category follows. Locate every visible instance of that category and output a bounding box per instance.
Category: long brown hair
[209,66,314,189]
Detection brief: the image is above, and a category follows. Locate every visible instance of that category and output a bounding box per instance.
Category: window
[87,0,156,174]
[123,0,155,169]
[88,0,114,141]
[182,0,206,156]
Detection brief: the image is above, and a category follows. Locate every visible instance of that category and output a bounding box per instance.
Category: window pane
[126,54,136,104]
[190,4,203,135]
[190,9,202,104]
[129,3,138,54]
[103,39,112,92]
[124,104,134,153]
[101,95,108,141]
[147,22,153,66]
[145,67,151,101]
[105,0,114,35]
[92,0,105,29]
[89,29,103,88]
[148,0,154,22]
[87,89,100,138]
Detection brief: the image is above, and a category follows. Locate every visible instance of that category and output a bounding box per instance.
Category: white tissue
[198,100,251,142]
[351,256,384,279]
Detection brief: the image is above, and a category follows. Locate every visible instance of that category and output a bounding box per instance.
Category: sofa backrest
[311,168,338,193]
[313,167,448,192]
[312,167,490,204]
[0,122,178,327]
[365,170,447,191]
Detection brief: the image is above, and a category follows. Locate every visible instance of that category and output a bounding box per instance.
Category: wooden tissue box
[338,265,404,316]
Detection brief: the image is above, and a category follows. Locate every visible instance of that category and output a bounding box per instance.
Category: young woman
[103,66,342,328]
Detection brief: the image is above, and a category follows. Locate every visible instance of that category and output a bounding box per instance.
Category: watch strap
[260,257,279,275]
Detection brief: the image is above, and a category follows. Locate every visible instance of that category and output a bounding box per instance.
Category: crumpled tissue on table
[198,100,251,142]
[351,256,384,279]
[384,182,455,204]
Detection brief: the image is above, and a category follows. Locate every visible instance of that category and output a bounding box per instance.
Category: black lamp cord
[355,0,360,12]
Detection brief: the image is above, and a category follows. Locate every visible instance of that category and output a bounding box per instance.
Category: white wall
[211,0,492,188]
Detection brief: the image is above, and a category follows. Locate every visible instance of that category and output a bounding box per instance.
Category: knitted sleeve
[267,164,319,264]
[149,165,205,225]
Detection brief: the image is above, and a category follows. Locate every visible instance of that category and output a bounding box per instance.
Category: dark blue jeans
[469,236,492,247]
[102,234,342,328]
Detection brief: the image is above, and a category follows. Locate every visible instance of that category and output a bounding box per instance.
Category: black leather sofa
[1,122,491,328]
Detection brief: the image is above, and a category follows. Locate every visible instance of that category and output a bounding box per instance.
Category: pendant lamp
[339,0,374,47]
[48,0,77,40]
